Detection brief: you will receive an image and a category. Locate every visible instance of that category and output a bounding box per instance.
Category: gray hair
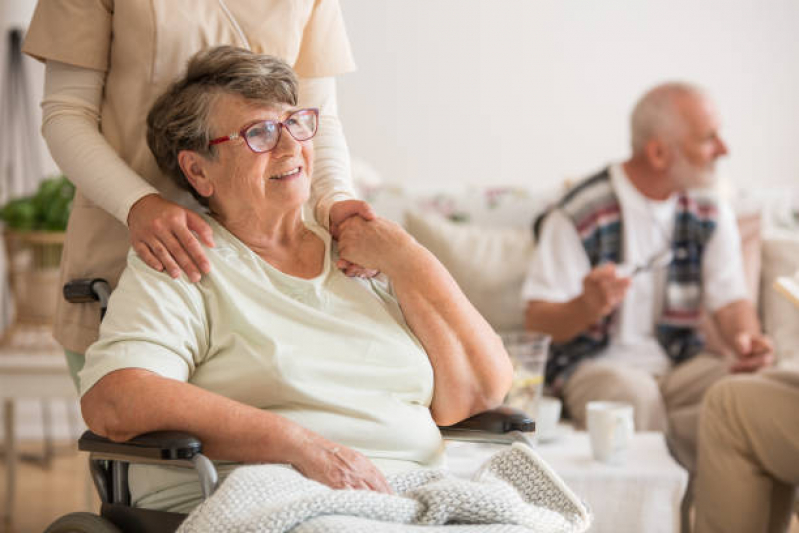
[629,82,706,155]
[146,46,299,207]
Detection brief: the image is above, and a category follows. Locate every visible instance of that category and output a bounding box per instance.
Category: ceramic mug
[536,396,563,442]
[586,401,634,464]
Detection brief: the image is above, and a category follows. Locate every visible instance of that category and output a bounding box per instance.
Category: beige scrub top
[79,217,443,512]
[22,0,356,353]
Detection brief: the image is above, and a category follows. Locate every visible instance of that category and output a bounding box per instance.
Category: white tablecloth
[446,430,688,533]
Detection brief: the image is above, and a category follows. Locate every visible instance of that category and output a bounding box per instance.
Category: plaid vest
[541,168,718,385]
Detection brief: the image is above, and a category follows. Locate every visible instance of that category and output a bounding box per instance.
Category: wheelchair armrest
[79,430,203,461]
[438,405,535,434]
[64,278,112,318]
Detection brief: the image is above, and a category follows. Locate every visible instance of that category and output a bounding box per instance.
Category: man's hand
[127,194,214,283]
[579,263,632,319]
[329,199,380,278]
[730,332,774,373]
[337,216,417,277]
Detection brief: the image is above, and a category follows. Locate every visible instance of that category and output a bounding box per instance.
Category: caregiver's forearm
[384,245,513,426]
[42,61,158,224]
[81,368,314,464]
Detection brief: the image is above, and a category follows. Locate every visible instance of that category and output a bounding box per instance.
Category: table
[0,345,77,524]
[446,429,688,533]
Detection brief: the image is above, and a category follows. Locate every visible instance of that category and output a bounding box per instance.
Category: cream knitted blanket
[177,443,592,533]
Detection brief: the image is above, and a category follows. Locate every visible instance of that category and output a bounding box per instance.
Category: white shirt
[80,217,443,510]
[522,163,748,375]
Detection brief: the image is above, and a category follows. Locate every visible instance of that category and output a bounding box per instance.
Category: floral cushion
[361,181,560,230]
[404,209,535,333]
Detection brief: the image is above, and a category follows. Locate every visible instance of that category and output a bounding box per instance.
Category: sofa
[355,164,799,367]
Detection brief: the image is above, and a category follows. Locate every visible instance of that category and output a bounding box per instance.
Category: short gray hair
[630,82,706,155]
[146,46,299,207]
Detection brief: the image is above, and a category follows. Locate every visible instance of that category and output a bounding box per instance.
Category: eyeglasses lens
[243,110,318,153]
[285,110,317,141]
[244,122,279,153]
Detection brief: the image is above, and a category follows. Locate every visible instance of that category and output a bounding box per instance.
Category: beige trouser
[563,354,729,472]
[694,369,799,533]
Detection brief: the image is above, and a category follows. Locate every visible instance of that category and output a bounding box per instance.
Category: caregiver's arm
[337,217,513,426]
[41,61,214,282]
[81,369,390,493]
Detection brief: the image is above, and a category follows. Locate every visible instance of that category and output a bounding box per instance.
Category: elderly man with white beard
[523,82,773,472]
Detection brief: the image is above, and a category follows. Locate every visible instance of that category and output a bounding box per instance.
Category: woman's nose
[272,125,301,157]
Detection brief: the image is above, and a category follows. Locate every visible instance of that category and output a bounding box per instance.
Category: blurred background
[337,0,799,196]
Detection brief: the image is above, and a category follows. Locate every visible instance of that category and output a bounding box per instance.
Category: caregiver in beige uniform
[22,0,366,385]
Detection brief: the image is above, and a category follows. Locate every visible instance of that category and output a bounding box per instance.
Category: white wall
[0,0,59,191]
[338,0,799,194]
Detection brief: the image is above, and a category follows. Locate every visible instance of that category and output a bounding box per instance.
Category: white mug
[586,401,634,464]
[536,396,562,442]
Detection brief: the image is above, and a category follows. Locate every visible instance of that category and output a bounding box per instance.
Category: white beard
[669,149,716,190]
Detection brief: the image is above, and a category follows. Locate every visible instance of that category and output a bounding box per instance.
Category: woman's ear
[178,150,214,199]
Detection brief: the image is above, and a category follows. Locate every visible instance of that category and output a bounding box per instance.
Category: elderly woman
[78,46,512,513]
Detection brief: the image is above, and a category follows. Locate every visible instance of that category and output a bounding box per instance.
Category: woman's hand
[127,194,215,282]
[329,199,381,278]
[337,216,418,276]
[291,432,392,493]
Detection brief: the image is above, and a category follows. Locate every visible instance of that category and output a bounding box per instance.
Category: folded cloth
[177,443,591,533]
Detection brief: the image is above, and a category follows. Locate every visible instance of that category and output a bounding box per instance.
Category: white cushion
[404,210,534,332]
[760,230,799,365]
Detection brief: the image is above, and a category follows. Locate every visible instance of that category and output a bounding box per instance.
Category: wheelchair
[44,279,536,533]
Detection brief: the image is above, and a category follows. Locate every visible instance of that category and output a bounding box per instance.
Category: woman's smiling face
[199,93,314,217]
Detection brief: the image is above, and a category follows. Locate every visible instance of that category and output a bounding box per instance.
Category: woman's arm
[337,217,513,426]
[41,60,214,282]
[81,367,391,493]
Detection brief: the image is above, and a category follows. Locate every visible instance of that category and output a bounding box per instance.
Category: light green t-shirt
[80,217,443,511]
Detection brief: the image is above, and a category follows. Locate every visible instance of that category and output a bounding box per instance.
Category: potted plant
[0,175,75,326]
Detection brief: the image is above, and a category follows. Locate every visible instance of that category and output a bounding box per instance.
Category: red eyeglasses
[208,108,319,153]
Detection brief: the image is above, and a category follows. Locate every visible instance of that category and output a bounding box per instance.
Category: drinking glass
[502,332,551,422]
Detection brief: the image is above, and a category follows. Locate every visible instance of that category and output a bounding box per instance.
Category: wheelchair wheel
[44,512,122,533]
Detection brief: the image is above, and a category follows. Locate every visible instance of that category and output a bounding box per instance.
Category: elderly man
[694,368,799,533]
[523,82,772,470]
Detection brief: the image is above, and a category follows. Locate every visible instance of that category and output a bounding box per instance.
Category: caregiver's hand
[128,193,215,283]
[337,216,418,276]
[291,432,392,493]
[330,199,380,278]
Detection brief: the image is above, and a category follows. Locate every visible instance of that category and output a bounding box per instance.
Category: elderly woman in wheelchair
[76,45,514,515]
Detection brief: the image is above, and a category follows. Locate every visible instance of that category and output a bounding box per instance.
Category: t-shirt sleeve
[521,209,590,304]
[293,0,357,78]
[79,252,209,397]
[702,202,750,312]
[22,0,113,71]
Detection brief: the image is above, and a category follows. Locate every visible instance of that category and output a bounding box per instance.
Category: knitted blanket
[177,443,592,533]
